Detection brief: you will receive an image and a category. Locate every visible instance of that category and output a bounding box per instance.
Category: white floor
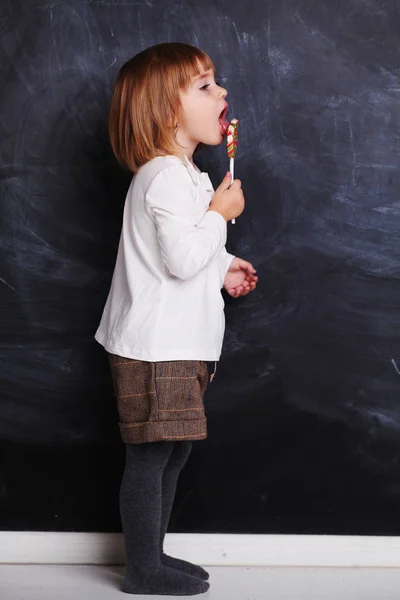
[1,564,400,599]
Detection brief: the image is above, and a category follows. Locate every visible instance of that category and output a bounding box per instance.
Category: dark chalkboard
[2,0,400,535]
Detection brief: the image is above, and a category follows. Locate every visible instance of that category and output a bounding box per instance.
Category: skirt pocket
[154,360,208,422]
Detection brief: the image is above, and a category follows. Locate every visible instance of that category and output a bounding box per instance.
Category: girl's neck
[170,148,195,166]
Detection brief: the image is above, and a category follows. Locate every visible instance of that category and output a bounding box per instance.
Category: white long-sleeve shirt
[94,155,235,361]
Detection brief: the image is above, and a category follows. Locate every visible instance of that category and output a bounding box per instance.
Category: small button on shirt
[94,155,235,361]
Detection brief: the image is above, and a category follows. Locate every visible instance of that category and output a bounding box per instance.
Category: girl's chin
[201,131,225,146]
[201,140,224,148]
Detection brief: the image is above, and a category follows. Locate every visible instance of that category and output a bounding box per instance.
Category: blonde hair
[108,43,215,172]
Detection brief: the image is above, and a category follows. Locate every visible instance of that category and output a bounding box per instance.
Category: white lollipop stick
[230,158,235,224]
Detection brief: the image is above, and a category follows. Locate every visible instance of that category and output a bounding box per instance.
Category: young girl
[95,42,258,596]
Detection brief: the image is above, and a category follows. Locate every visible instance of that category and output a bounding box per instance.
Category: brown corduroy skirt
[108,353,216,444]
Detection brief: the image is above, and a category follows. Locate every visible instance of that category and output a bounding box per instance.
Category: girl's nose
[219,86,228,98]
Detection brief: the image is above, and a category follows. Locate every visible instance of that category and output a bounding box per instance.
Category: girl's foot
[161,552,210,580]
[123,564,209,596]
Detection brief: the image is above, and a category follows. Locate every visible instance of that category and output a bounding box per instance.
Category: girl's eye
[200,83,210,90]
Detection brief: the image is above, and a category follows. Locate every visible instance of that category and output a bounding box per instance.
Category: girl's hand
[223,257,258,298]
[208,173,245,222]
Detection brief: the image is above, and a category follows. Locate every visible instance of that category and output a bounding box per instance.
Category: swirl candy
[226,118,238,159]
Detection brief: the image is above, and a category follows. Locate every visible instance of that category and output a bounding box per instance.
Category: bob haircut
[108,42,215,173]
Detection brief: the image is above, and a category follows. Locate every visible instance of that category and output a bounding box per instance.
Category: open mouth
[218,106,229,135]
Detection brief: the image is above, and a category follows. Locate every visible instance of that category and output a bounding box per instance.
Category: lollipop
[226,119,239,224]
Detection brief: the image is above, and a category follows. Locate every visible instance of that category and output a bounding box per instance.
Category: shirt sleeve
[216,247,236,288]
[145,165,228,280]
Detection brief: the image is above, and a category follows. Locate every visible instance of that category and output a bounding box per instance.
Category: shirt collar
[183,155,201,185]
[183,156,213,192]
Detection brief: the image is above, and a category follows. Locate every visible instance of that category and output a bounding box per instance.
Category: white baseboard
[1,532,400,567]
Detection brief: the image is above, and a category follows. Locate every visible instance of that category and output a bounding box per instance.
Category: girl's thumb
[219,172,232,190]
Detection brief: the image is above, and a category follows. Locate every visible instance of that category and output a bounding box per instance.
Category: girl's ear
[169,104,183,129]
[165,114,179,129]
[167,114,181,137]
